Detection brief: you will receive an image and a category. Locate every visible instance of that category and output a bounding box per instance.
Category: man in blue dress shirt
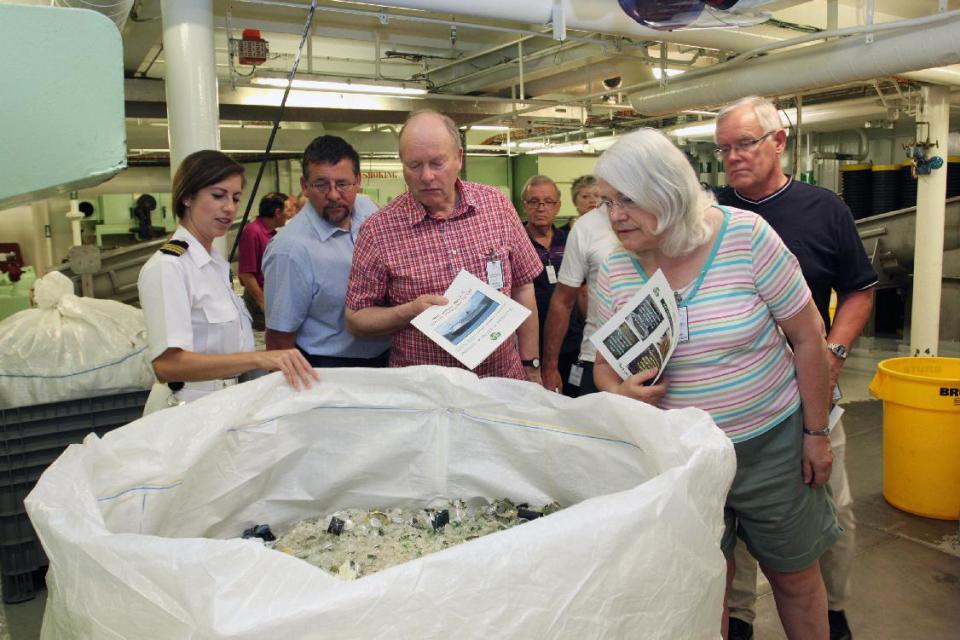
[263,136,390,367]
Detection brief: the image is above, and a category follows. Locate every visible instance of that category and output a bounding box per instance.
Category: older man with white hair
[345,109,543,381]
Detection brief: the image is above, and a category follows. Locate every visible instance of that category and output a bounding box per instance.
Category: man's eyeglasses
[307,179,357,195]
[523,198,559,208]
[713,131,776,159]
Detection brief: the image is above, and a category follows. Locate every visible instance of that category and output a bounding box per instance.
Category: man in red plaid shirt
[345,110,543,382]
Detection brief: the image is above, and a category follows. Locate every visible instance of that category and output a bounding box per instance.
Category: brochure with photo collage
[590,269,680,383]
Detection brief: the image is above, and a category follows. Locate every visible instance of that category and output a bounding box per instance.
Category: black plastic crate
[2,568,46,605]
[0,539,46,574]
[0,389,148,603]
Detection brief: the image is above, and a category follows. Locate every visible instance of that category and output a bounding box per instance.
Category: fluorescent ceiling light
[651,68,686,80]
[518,141,544,148]
[669,123,717,138]
[586,135,619,151]
[465,125,512,131]
[526,142,595,155]
[251,77,428,96]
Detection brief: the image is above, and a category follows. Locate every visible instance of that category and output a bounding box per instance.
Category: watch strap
[803,426,831,436]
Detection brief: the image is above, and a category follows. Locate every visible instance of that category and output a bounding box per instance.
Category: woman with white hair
[592,129,838,639]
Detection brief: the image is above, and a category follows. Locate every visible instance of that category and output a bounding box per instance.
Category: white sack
[27,366,735,639]
[0,271,155,408]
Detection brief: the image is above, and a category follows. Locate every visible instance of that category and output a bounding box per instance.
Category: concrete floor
[1,343,957,638]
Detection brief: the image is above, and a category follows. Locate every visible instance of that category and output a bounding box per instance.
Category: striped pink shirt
[595,207,812,442]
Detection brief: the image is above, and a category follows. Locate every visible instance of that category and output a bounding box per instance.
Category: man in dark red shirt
[345,110,543,382]
[238,192,287,330]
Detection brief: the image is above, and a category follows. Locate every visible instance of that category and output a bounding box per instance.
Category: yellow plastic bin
[869,357,960,520]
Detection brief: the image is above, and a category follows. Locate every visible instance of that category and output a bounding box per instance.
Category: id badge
[545,264,558,284]
[832,383,842,403]
[568,363,584,387]
[486,259,504,289]
[677,306,690,343]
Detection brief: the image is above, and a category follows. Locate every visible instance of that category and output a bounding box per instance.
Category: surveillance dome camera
[602,76,623,90]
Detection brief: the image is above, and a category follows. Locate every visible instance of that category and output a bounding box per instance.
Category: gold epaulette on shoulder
[160,239,189,256]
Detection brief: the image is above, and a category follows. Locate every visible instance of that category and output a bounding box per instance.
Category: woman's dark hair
[258,192,289,218]
[171,150,245,219]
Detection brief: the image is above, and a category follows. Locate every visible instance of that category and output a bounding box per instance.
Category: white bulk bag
[26,366,735,639]
[0,271,154,408]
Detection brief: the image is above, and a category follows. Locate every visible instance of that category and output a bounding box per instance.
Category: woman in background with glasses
[138,150,317,414]
[591,129,838,639]
[522,175,584,396]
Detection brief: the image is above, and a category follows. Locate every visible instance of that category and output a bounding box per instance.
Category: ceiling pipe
[349,0,810,53]
[900,64,960,86]
[628,13,960,115]
[813,129,869,161]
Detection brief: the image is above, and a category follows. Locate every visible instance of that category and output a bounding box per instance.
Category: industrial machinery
[857,196,960,342]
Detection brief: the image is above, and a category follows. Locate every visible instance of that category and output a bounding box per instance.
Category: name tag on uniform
[568,363,584,387]
[545,264,557,284]
[487,259,504,289]
[677,306,690,343]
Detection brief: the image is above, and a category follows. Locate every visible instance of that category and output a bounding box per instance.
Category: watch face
[829,344,848,359]
[524,358,541,368]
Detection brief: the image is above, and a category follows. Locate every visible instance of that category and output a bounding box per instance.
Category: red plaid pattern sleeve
[345,180,542,380]
[347,218,390,311]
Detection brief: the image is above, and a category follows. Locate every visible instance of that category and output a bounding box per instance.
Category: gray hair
[594,128,715,258]
[521,175,561,201]
[715,96,785,141]
[570,174,598,200]
[400,109,463,152]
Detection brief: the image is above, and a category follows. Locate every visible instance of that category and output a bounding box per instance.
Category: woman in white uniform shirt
[139,150,317,414]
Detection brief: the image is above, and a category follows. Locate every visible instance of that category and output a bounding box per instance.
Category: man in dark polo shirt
[715,95,877,640]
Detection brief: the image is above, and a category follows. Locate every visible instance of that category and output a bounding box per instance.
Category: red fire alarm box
[237,29,268,66]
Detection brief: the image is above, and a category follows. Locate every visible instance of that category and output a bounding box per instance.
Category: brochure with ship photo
[411,270,531,370]
[590,269,680,383]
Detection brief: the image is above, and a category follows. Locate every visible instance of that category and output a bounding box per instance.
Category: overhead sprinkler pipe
[627,12,960,115]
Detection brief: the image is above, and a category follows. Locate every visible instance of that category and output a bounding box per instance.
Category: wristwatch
[803,425,833,436]
[827,343,849,360]
[521,358,541,369]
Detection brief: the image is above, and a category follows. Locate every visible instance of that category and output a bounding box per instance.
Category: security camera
[602,76,623,90]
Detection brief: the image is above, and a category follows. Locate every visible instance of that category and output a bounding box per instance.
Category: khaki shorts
[721,408,841,573]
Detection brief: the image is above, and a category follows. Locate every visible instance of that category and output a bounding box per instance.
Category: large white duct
[900,64,960,87]
[52,0,135,30]
[361,0,807,53]
[628,14,960,115]
[665,96,899,138]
